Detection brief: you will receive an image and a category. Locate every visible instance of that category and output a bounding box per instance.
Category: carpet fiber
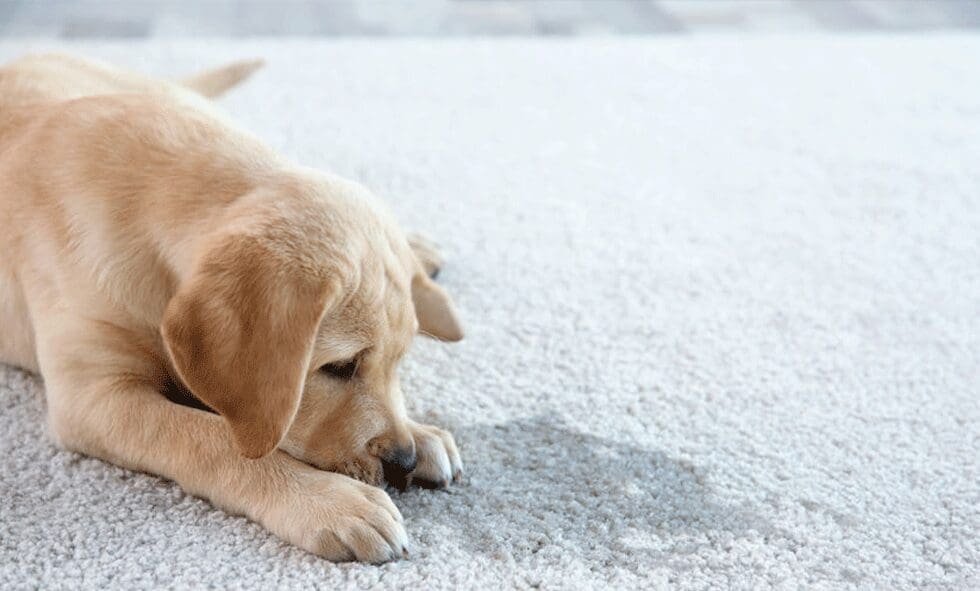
[1,38,978,589]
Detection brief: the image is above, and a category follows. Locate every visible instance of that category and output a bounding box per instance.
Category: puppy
[0,54,464,563]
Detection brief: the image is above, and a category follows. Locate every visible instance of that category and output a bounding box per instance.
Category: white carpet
[1,37,978,590]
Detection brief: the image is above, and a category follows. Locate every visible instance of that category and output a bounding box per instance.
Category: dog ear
[161,234,330,458]
[412,274,463,342]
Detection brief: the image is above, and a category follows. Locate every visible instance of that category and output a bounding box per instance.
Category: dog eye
[320,358,358,380]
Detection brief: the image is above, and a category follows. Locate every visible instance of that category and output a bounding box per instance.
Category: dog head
[161,171,461,484]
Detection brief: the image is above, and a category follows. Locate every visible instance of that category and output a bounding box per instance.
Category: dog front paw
[407,420,463,489]
[263,468,408,562]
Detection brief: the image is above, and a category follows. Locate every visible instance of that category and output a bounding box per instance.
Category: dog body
[0,54,463,562]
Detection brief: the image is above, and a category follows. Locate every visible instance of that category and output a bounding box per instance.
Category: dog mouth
[380,459,413,492]
[280,444,422,490]
[324,457,419,492]
[326,458,386,488]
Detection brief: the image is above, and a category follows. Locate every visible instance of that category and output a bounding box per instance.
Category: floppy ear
[161,236,330,458]
[412,274,463,342]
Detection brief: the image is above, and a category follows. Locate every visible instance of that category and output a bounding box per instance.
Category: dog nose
[383,444,417,473]
[380,444,417,490]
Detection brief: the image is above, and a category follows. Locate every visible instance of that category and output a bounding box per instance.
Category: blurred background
[1,0,979,38]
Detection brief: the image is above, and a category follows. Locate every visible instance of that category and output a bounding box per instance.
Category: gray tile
[233,0,360,36]
[349,0,446,36]
[657,0,750,30]
[854,0,967,29]
[527,0,684,35]
[152,1,240,37]
[937,0,980,28]
[795,0,879,30]
[142,0,379,38]
[62,18,151,38]
[0,0,59,36]
[0,0,22,25]
[443,1,539,36]
[1,0,156,37]
[0,0,978,37]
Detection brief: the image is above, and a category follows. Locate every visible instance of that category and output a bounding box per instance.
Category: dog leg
[36,315,408,562]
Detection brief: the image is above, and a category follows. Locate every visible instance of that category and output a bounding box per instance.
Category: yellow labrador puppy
[0,54,464,563]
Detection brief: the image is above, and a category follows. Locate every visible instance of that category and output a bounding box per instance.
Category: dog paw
[407,420,463,489]
[407,233,444,279]
[264,469,408,562]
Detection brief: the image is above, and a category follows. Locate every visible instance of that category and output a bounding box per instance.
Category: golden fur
[0,53,464,563]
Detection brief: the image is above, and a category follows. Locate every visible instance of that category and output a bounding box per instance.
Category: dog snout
[376,441,417,491]
[382,443,417,474]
